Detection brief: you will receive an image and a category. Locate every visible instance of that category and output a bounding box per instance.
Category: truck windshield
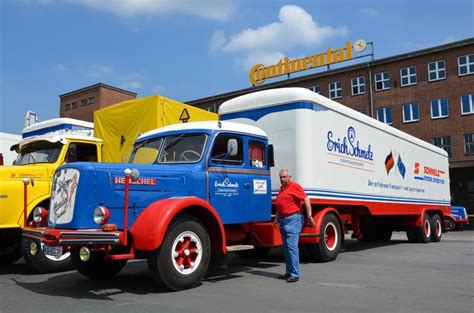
[129,134,207,164]
[16,141,63,165]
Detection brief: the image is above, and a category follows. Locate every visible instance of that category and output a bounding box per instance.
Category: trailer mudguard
[130,196,226,253]
[312,207,345,240]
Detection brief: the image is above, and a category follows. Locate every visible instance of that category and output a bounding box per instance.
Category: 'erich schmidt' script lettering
[327,126,374,161]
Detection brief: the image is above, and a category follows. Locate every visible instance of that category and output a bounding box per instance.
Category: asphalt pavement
[1,226,473,313]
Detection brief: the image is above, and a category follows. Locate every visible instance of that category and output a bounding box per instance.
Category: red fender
[130,197,226,253]
[312,207,345,238]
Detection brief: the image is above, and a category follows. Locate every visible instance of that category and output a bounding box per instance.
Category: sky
[1,0,473,134]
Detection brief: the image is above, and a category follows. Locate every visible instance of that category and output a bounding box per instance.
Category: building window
[329,81,342,99]
[64,103,70,111]
[81,99,87,106]
[433,136,451,157]
[464,133,474,154]
[468,180,474,201]
[309,85,320,94]
[72,102,77,109]
[458,54,474,76]
[402,102,419,123]
[431,98,449,119]
[400,66,417,86]
[461,93,474,115]
[88,97,95,105]
[374,72,390,91]
[351,76,366,95]
[376,107,392,125]
[428,60,446,81]
[204,107,213,112]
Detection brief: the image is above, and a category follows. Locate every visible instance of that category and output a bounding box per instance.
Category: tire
[430,214,442,242]
[445,217,456,231]
[21,237,74,273]
[408,213,431,244]
[306,213,341,262]
[0,242,22,265]
[71,249,127,279]
[235,247,271,258]
[147,215,211,291]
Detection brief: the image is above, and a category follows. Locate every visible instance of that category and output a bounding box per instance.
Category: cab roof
[137,121,267,141]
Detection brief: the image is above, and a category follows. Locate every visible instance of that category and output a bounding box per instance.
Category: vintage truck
[1,95,216,272]
[22,88,450,290]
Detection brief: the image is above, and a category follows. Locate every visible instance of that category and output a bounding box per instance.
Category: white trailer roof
[219,87,447,157]
[23,118,93,133]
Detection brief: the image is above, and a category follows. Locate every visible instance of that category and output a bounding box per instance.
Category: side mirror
[227,139,238,157]
[268,144,275,168]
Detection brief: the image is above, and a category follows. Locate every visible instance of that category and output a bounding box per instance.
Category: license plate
[43,245,63,259]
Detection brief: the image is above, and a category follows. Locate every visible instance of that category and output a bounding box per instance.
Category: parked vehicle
[22,88,450,290]
[1,95,216,272]
[445,206,469,231]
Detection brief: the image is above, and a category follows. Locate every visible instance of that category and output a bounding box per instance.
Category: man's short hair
[279,168,291,176]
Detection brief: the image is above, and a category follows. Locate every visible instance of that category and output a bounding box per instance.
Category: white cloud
[53,64,68,71]
[76,0,235,21]
[152,85,166,95]
[211,5,348,70]
[121,81,141,90]
[81,64,114,78]
[359,8,379,18]
[237,51,286,72]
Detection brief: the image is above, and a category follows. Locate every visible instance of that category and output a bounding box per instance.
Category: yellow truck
[0,95,216,272]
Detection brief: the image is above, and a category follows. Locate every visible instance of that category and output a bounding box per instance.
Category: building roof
[59,83,137,98]
[187,37,474,105]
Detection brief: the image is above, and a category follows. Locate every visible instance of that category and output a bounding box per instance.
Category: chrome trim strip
[208,167,270,176]
[300,233,320,237]
[60,232,120,238]
[59,238,120,244]
[23,229,45,235]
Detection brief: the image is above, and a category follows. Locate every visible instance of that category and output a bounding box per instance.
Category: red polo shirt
[275,181,307,216]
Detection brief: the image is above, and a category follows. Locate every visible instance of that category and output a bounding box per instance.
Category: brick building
[59,83,137,122]
[188,38,474,212]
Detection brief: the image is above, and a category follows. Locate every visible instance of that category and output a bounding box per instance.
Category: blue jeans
[279,213,304,278]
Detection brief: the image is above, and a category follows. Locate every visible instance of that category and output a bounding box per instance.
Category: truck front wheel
[71,249,127,279]
[22,237,74,273]
[306,213,341,262]
[147,215,211,291]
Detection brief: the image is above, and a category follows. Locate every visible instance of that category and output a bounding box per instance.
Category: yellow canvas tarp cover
[94,95,217,163]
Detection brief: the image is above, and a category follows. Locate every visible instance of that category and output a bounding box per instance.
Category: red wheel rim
[324,222,338,251]
[171,231,202,275]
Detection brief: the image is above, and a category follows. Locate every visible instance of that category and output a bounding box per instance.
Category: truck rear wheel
[148,215,211,291]
[306,213,341,262]
[71,249,127,279]
[22,237,74,273]
[430,214,442,242]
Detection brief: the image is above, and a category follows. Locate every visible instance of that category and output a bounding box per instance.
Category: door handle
[243,183,250,189]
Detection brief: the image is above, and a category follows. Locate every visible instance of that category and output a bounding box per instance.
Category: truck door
[65,142,99,163]
[208,134,251,224]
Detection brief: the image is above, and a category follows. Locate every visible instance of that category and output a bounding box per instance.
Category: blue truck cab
[23,121,274,291]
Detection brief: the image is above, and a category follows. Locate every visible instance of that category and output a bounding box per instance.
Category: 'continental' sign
[249,41,353,86]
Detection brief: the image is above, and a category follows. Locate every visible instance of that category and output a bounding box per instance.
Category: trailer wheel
[71,250,127,279]
[307,213,341,262]
[407,213,431,243]
[445,217,455,231]
[430,214,442,242]
[0,242,22,265]
[148,215,210,291]
[22,237,74,273]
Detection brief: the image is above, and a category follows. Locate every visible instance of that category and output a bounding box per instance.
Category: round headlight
[33,207,48,224]
[93,206,110,225]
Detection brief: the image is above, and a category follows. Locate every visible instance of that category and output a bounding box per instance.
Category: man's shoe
[278,274,290,280]
[286,276,299,283]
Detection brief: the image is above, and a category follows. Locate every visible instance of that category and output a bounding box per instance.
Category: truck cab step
[226,244,254,252]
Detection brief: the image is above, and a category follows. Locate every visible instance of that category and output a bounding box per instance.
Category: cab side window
[65,143,98,163]
[249,140,265,168]
[211,135,243,165]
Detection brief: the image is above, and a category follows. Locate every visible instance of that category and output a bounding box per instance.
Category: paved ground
[1,227,473,313]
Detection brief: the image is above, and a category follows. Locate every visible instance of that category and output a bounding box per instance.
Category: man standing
[274,169,315,283]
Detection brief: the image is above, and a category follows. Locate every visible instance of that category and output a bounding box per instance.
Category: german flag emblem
[385,152,394,175]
